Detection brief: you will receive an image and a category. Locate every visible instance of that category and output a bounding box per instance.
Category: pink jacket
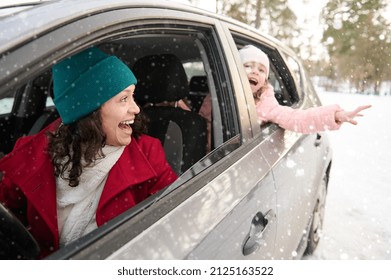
[257,85,342,133]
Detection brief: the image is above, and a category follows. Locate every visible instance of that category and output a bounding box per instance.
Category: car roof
[0,0,206,53]
[0,0,286,55]
[0,2,41,18]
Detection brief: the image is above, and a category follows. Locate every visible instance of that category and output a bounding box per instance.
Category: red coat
[0,120,177,258]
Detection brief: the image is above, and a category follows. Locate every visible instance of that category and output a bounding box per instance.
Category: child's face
[243,61,267,94]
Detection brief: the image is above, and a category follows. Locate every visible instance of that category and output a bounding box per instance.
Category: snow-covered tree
[322,0,391,94]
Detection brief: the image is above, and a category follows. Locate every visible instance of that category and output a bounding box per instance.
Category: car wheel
[304,174,328,255]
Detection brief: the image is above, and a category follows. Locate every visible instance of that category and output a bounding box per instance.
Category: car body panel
[107,139,277,259]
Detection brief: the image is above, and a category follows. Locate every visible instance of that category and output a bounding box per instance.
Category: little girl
[239,45,371,133]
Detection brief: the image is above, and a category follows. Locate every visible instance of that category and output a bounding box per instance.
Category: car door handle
[314,133,322,147]
[242,210,276,256]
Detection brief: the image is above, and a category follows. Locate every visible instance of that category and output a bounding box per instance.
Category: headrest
[189,76,208,92]
[133,54,188,105]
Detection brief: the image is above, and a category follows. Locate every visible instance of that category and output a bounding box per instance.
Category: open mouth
[249,78,258,86]
[118,120,134,130]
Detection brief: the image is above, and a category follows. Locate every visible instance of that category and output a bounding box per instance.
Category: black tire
[304,174,328,255]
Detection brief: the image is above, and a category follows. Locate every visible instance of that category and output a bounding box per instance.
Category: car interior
[132,53,207,174]
[0,29,301,174]
[0,33,216,176]
[0,36,297,163]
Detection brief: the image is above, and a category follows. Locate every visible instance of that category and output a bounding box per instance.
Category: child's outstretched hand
[335,105,372,125]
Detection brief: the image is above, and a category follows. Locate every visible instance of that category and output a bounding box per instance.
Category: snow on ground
[306,90,391,260]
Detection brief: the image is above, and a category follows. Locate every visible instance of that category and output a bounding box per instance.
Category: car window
[183,61,206,79]
[1,27,240,157]
[0,96,13,114]
[98,27,240,162]
[282,52,321,106]
[56,25,243,258]
[0,72,54,155]
[230,33,300,109]
[284,54,303,98]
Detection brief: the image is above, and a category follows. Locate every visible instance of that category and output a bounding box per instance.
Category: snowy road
[306,90,391,260]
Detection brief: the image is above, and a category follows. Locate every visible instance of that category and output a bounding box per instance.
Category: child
[239,45,371,133]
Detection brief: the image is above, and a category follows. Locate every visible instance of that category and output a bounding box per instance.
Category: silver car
[0,0,331,260]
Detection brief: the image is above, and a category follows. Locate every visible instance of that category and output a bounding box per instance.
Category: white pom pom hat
[239,45,270,77]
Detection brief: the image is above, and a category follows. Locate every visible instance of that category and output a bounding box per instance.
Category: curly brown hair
[47,109,148,187]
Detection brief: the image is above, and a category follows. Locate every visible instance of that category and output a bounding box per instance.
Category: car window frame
[223,32,305,135]
[230,34,301,106]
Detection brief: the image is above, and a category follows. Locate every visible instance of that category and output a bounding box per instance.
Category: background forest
[189,0,391,95]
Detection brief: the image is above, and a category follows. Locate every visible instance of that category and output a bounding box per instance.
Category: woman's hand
[335,105,372,125]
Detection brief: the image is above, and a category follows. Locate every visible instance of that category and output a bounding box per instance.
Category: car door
[227,27,332,258]
[263,53,332,259]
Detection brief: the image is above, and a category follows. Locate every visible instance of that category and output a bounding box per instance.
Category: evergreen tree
[322,0,391,94]
[216,0,299,50]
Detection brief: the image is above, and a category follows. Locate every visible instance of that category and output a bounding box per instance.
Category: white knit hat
[239,45,270,77]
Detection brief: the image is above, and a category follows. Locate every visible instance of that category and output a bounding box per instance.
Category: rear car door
[263,52,333,258]
[227,26,333,258]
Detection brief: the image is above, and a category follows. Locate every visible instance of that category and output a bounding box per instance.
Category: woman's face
[100,85,140,146]
[243,61,267,94]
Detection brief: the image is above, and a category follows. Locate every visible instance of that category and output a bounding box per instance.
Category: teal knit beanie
[52,47,137,124]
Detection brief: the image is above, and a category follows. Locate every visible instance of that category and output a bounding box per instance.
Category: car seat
[188,75,209,112]
[133,54,207,175]
[27,76,59,136]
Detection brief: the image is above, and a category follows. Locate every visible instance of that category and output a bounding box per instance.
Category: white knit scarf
[56,145,125,247]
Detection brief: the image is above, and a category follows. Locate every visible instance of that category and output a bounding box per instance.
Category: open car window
[231,33,300,109]
[14,22,240,259]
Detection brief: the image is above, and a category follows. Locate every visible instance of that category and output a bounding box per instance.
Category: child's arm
[256,84,371,133]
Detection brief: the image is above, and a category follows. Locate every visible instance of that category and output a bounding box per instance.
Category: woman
[0,47,178,258]
[240,45,371,133]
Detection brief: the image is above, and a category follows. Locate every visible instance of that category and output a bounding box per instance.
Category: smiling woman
[0,46,178,258]
[100,85,140,146]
